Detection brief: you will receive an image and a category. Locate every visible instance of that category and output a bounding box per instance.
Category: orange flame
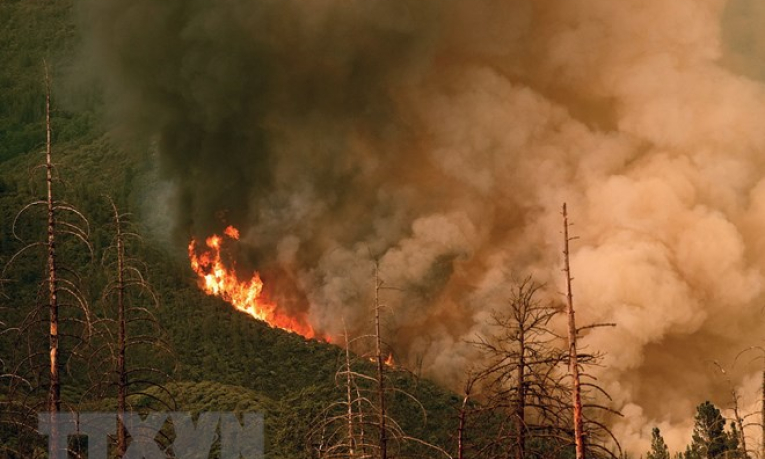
[369,353,395,367]
[189,225,320,340]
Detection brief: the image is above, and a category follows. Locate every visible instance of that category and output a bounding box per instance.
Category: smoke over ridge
[81,0,765,452]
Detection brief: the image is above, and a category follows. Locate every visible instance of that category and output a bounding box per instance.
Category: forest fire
[188,225,320,340]
[369,353,395,367]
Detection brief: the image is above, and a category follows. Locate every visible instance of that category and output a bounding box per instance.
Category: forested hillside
[1,2,761,459]
[0,2,464,457]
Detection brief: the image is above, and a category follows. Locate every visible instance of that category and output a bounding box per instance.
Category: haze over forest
[77,0,765,452]
[4,0,765,457]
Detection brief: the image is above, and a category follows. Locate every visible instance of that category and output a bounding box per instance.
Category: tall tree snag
[473,278,570,459]
[374,264,388,459]
[307,264,449,459]
[344,324,357,457]
[562,203,585,459]
[2,61,93,458]
[44,62,61,419]
[91,196,174,458]
[456,372,477,459]
[711,361,749,458]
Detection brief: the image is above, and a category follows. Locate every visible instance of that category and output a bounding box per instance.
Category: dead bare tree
[85,196,175,458]
[459,377,559,459]
[731,347,765,459]
[308,263,452,459]
[1,61,93,458]
[562,203,585,459]
[373,265,389,459]
[457,374,475,459]
[345,324,358,458]
[0,303,33,457]
[560,203,622,459]
[308,324,371,459]
[711,361,751,459]
[472,278,570,459]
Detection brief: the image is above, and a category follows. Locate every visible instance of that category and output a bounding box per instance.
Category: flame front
[189,226,319,340]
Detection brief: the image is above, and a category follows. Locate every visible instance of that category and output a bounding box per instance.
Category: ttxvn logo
[38,412,264,458]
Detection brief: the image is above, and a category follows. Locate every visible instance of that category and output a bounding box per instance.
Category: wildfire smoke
[81,0,765,452]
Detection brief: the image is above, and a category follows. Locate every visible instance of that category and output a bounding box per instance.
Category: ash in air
[80,0,765,452]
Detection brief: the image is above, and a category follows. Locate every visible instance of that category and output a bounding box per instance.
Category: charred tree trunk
[562,203,585,459]
[736,408,747,458]
[44,63,62,458]
[356,384,367,458]
[472,279,575,459]
[3,63,94,458]
[343,324,356,458]
[515,323,527,459]
[457,376,474,459]
[113,202,128,458]
[100,198,171,455]
[374,266,387,459]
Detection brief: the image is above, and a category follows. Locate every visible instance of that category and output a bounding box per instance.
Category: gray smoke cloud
[81,0,765,452]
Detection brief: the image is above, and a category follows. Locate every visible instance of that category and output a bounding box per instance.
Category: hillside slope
[0,2,464,457]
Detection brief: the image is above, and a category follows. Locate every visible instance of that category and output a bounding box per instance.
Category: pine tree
[727,423,742,459]
[647,427,670,459]
[685,401,731,459]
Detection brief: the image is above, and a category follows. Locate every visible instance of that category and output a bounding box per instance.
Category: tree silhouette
[308,263,450,459]
[711,361,751,459]
[685,401,733,459]
[647,427,670,459]
[560,203,622,459]
[455,372,478,459]
[733,346,765,459]
[1,62,93,457]
[472,278,570,459]
[86,196,175,457]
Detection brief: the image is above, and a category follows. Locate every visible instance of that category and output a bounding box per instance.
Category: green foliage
[0,0,98,163]
[684,401,740,459]
[648,427,670,459]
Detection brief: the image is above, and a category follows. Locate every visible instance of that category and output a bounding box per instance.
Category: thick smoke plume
[82,0,765,452]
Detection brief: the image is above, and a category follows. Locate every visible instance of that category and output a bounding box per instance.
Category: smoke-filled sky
[80,0,765,452]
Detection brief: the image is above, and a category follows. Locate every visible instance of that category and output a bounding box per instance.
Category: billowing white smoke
[83,0,765,453]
